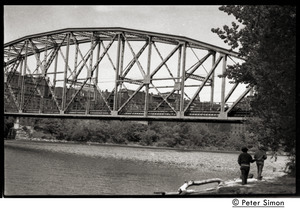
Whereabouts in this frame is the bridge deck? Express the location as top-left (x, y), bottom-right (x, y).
top-left (4, 112), bottom-right (246, 123)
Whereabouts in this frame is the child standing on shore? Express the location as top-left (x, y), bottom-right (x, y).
top-left (238, 147), bottom-right (256, 185)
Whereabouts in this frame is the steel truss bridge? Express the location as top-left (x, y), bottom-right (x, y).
top-left (4, 27), bottom-right (253, 123)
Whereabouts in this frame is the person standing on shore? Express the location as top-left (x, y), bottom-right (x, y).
top-left (254, 145), bottom-right (267, 180)
top-left (238, 147), bottom-right (256, 185)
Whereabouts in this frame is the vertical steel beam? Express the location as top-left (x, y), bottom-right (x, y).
top-left (94, 40), bottom-right (101, 103)
top-left (179, 42), bottom-right (187, 116)
top-left (177, 46), bottom-right (182, 83)
top-left (210, 52), bottom-right (216, 106)
top-left (20, 40), bottom-right (28, 112)
top-left (113, 33), bottom-right (121, 113)
top-left (53, 49), bottom-right (58, 87)
top-left (220, 54), bottom-right (227, 114)
top-left (86, 34), bottom-right (94, 114)
top-left (73, 42), bottom-right (79, 80)
top-left (61, 33), bottom-right (70, 114)
top-left (144, 37), bottom-right (152, 117)
top-left (119, 40), bottom-right (125, 77)
top-left (43, 37), bottom-right (48, 77)
top-left (39, 38), bottom-right (48, 113)
top-left (176, 46), bottom-right (182, 111)
top-left (17, 58), bottom-right (23, 105)
top-left (36, 53), bottom-right (41, 74)
top-left (118, 39), bottom-right (125, 108)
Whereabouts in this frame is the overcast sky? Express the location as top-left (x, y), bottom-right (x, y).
top-left (4, 5), bottom-right (236, 49)
top-left (4, 5), bottom-right (248, 102)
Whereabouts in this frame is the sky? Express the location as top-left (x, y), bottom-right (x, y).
top-left (4, 5), bottom-right (236, 49)
top-left (4, 5), bottom-right (248, 103)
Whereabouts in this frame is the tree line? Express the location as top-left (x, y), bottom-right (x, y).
top-left (4, 117), bottom-right (256, 151)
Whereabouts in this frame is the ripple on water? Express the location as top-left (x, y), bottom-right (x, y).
top-left (4, 141), bottom-right (287, 195)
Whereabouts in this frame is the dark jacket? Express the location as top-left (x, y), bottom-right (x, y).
top-left (238, 152), bottom-right (255, 166)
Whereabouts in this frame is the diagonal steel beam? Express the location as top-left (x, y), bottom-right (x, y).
top-left (117, 84), bottom-right (145, 113)
top-left (152, 42), bottom-right (176, 82)
top-left (43, 35), bottom-right (67, 72)
top-left (5, 43), bottom-right (26, 75)
top-left (101, 41), bottom-right (116, 71)
top-left (121, 41), bottom-right (148, 77)
top-left (226, 87), bottom-right (252, 114)
top-left (24, 63), bottom-right (43, 97)
top-left (5, 59), bottom-right (22, 83)
top-left (44, 79), bottom-right (62, 112)
top-left (66, 34), bottom-right (100, 89)
top-left (28, 39), bottom-right (44, 74)
top-left (4, 90), bottom-right (19, 111)
top-left (188, 43), bottom-right (210, 74)
top-left (35, 36), bottom-right (67, 112)
top-left (91, 79), bottom-right (112, 111)
top-left (153, 52), bottom-right (212, 111)
top-left (59, 49), bottom-right (74, 75)
top-left (63, 35), bottom-right (117, 112)
top-left (184, 54), bottom-right (223, 112)
top-left (5, 81), bottom-right (20, 110)
top-left (225, 82), bottom-right (239, 103)
top-left (150, 44), bottom-right (181, 78)
top-left (21, 63), bottom-right (48, 112)
top-left (150, 83), bottom-right (177, 113)
top-left (64, 36), bottom-right (107, 105)
top-left (123, 34), bottom-right (146, 77)
top-left (90, 34), bottom-right (117, 73)
top-left (185, 52), bottom-right (212, 77)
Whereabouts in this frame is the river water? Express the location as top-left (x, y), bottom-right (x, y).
top-left (4, 140), bottom-right (286, 196)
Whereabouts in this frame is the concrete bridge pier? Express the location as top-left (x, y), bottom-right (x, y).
top-left (6, 117), bottom-right (20, 140)
top-left (14, 117), bottom-right (20, 129)
top-left (8, 117), bottom-right (28, 140)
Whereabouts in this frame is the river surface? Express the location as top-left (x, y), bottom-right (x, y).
top-left (4, 140), bottom-right (287, 196)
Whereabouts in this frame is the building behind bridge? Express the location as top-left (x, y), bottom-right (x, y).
top-left (5, 72), bottom-right (249, 136)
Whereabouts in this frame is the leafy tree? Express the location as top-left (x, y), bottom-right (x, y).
top-left (184, 123), bottom-right (207, 147)
top-left (33, 118), bottom-right (65, 137)
top-left (123, 122), bottom-right (147, 142)
top-left (88, 121), bottom-right (110, 143)
top-left (139, 129), bottom-right (158, 146)
top-left (212, 5), bottom-right (296, 156)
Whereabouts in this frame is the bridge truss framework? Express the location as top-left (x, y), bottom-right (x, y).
top-left (4, 27), bottom-right (252, 123)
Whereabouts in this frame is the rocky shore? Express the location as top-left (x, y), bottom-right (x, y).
top-left (216, 175), bottom-right (296, 195)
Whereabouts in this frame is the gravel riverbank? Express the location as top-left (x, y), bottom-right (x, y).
top-left (5, 139), bottom-right (288, 176)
